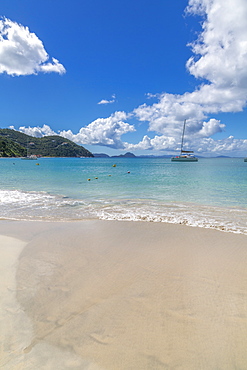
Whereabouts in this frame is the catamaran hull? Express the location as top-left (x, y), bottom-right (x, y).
top-left (171, 156), bottom-right (198, 162)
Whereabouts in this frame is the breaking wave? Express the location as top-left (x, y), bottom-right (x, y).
top-left (0, 189), bottom-right (246, 235)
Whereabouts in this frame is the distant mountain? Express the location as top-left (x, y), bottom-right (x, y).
top-left (93, 152), bottom-right (206, 159)
top-left (93, 152), bottom-right (173, 158)
top-left (139, 154), bottom-right (171, 158)
top-left (92, 152), bottom-right (172, 158)
top-left (93, 153), bottom-right (110, 158)
top-left (215, 155), bottom-right (231, 158)
top-left (111, 152), bottom-right (136, 158)
top-left (0, 129), bottom-right (93, 158)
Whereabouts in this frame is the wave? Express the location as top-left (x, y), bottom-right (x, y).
top-left (0, 189), bottom-right (246, 234)
top-left (95, 201), bottom-right (247, 235)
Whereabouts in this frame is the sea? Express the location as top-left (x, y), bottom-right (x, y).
top-left (0, 157), bottom-right (247, 234)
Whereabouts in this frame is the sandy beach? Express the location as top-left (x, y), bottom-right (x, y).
top-left (0, 219), bottom-right (247, 369)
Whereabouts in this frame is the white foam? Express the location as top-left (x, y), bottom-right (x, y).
top-left (95, 201), bottom-right (247, 235)
top-left (0, 190), bottom-right (246, 235)
top-left (0, 190), bottom-right (55, 205)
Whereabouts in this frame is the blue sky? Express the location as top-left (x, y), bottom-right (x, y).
top-left (0, 0), bottom-right (247, 156)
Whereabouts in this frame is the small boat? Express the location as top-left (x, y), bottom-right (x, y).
top-left (21, 154), bottom-right (38, 160)
top-left (244, 158), bottom-right (247, 162)
top-left (171, 120), bottom-right (198, 162)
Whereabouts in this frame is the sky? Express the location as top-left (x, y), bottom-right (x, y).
top-left (0, 0), bottom-right (247, 157)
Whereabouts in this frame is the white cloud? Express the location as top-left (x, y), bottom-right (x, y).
top-left (0, 17), bottom-right (65, 76)
top-left (134, 93), bottom-right (207, 138)
top-left (125, 134), bottom-right (247, 156)
top-left (14, 112), bottom-right (135, 149)
top-left (195, 118), bottom-right (225, 138)
top-left (18, 124), bottom-right (57, 137)
top-left (98, 94), bottom-right (116, 105)
top-left (60, 111), bottom-right (135, 149)
top-left (126, 135), bottom-right (176, 151)
top-left (186, 0), bottom-right (247, 89)
top-left (11, 0), bottom-right (247, 156)
top-left (133, 0), bottom-right (247, 153)
top-left (146, 93), bottom-right (160, 99)
top-left (14, 120), bottom-right (247, 156)
top-left (195, 136), bottom-right (247, 156)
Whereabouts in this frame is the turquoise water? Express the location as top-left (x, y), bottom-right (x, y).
top-left (0, 157), bottom-right (247, 234)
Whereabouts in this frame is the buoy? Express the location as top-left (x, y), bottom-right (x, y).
top-left (108, 175), bottom-right (111, 177)
top-left (87, 178), bottom-right (91, 181)
top-left (112, 164), bottom-right (116, 167)
top-left (95, 177), bottom-right (98, 179)
top-left (36, 163), bottom-right (40, 165)
top-left (127, 171), bottom-right (130, 173)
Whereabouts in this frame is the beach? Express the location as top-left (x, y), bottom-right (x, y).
top-left (1, 219), bottom-right (247, 369)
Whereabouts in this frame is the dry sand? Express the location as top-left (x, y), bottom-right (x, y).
top-left (0, 219), bottom-right (247, 369)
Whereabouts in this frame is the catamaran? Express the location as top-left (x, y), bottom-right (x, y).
top-left (171, 120), bottom-right (198, 162)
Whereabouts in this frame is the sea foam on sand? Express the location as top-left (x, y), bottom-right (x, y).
top-left (0, 220), bottom-right (247, 370)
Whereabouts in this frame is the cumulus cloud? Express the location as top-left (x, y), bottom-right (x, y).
top-left (126, 135), bottom-right (176, 151)
top-left (195, 136), bottom-right (247, 156)
top-left (60, 111), bottom-right (135, 149)
top-left (125, 133), bottom-right (247, 156)
top-left (0, 17), bottom-right (65, 76)
top-left (16, 112), bottom-right (134, 149)
top-left (13, 112), bottom-right (135, 150)
top-left (186, 0), bottom-right (247, 89)
top-left (14, 118), bottom-right (247, 156)
top-left (98, 94), bottom-right (116, 105)
top-left (11, 0), bottom-right (247, 156)
top-left (132, 0), bottom-right (247, 153)
top-left (18, 124), bottom-right (57, 137)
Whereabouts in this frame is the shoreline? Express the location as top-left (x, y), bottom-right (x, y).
top-left (1, 219), bottom-right (247, 369)
top-left (1, 156), bottom-right (247, 235)
top-left (0, 214), bottom-right (246, 236)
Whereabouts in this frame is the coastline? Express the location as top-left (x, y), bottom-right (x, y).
top-left (1, 219), bottom-right (247, 369)
top-left (1, 157), bottom-right (247, 235)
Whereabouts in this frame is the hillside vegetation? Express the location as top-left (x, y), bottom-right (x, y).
top-left (0, 129), bottom-right (93, 158)
top-left (0, 136), bottom-right (26, 157)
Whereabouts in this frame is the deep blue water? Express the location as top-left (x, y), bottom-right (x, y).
top-left (0, 157), bottom-right (247, 234)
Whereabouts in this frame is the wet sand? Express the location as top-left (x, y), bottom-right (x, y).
top-left (0, 219), bottom-right (247, 369)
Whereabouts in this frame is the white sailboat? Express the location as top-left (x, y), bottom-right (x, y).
top-left (171, 120), bottom-right (198, 162)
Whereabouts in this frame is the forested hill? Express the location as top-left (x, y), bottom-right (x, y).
top-left (0, 128), bottom-right (94, 157)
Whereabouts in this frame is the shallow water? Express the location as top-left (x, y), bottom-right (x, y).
top-left (0, 157), bottom-right (247, 234)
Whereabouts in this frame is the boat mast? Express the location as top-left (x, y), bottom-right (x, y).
top-left (180, 119), bottom-right (186, 154)
top-left (26, 139), bottom-right (29, 157)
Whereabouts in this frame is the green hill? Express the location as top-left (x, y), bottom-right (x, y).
top-left (0, 136), bottom-right (26, 157)
top-left (0, 128), bottom-right (94, 158)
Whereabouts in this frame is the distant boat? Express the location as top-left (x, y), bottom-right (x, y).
top-left (171, 120), bottom-right (198, 162)
top-left (244, 158), bottom-right (247, 162)
top-left (21, 154), bottom-right (38, 160)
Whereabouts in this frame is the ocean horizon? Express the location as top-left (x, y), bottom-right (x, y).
top-left (0, 156), bottom-right (247, 234)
